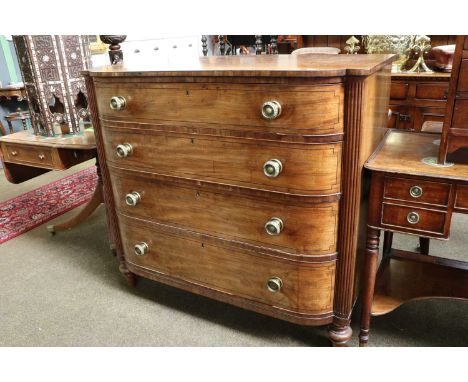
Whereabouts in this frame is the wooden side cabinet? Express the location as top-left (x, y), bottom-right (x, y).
top-left (359, 130), bottom-right (468, 346)
top-left (388, 72), bottom-right (450, 131)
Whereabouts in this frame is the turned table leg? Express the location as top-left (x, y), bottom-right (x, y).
top-left (47, 159), bottom-right (103, 234)
top-left (359, 227), bottom-right (381, 347)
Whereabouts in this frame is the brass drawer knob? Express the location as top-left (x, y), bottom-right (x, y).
top-left (38, 154), bottom-right (45, 160)
top-left (116, 143), bottom-right (133, 158)
top-left (265, 217), bottom-right (284, 236)
top-left (409, 185), bottom-right (423, 198)
top-left (407, 212), bottom-right (420, 225)
top-left (11, 151), bottom-right (18, 156)
top-left (267, 277), bottom-right (283, 293)
top-left (110, 96), bottom-right (127, 111)
top-left (263, 159), bottom-right (283, 178)
top-left (125, 192), bottom-right (141, 206)
top-left (134, 242), bottom-right (149, 256)
top-left (261, 100), bottom-right (282, 120)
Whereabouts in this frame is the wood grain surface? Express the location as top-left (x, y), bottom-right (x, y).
top-left (102, 127), bottom-right (342, 195)
top-left (119, 214), bottom-right (336, 315)
top-left (109, 166), bottom-right (338, 257)
top-left (85, 53), bottom-right (396, 78)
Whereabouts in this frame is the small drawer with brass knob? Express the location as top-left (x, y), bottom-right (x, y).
top-left (382, 204), bottom-right (447, 236)
top-left (265, 217), bottom-right (284, 236)
top-left (134, 242), bottom-right (149, 256)
top-left (110, 96), bottom-right (127, 111)
top-left (263, 159), bottom-right (283, 178)
top-left (3, 143), bottom-right (53, 167)
top-left (116, 143), bottom-right (133, 158)
top-left (125, 192), bottom-right (141, 207)
top-left (384, 177), bottom-right (450, 206)
top-left (261, 100), bottom-right (282, 120)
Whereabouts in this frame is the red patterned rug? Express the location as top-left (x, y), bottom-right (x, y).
top-left (0, 166), bottom-right (97, 244)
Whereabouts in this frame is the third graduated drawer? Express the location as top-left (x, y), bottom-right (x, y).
top-left (102, 126), bottom-right (342, 196)
top-left (108, 165), bottom-right (338, 258)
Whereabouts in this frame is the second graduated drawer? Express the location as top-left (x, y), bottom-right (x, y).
top-left (109, 166), bottom-right (338, 257)
top-left (102, 127), bottom-right (342, 195)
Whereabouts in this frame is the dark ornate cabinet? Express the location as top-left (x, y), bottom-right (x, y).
top-left (12, 35), bottom-right (90, 136)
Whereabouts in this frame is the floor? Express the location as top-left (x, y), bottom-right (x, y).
top-left (1, 161), bottom-right (467, 346)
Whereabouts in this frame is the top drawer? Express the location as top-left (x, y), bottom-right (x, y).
top-left (94, 82), bottom-right (344, 135)
top-left (384, 177), bottom-right (451, 207)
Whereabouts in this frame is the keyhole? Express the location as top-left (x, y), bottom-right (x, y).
top-left (185, 90), bottom-right (190, 96)
top-left (191, 138), bottom-right (195, 144)
top-left (196, 191), bottom-right (201, 198)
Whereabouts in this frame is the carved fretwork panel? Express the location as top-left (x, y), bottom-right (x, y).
top-left (12, 35), bottom-right (90, 136)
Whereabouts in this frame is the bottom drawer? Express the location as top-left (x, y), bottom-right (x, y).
top-left (119, 214), bottom-right (335, 315)
top-left (381, 203), bottom-right (448, 237)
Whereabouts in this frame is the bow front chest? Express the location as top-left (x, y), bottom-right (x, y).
top-left (84, 54), bottom-right (394, 345)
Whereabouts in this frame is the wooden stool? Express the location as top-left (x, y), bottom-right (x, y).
top-left (359, 130), bottom-right (468, 346)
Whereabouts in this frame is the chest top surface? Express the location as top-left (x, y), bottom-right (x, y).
top-left (365, 130), bottom-right (468, 181)
top-left (85, 54), bottom-right (395, 78)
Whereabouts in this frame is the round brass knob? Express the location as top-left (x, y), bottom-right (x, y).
top-left (134, 242), bottom-right (149, 256)
top-left (266, 277), bottom-right (283, 293)
top-left (38, 154), bottom-right (45, 160)
top-left (116, 143), bottom-right (133, 158)
top-left (407, 212), bottom-right (420, 225)
top-left (409, 186), bottom-right (423, 198)
top-left (110, 96), bottom-right (127, 111)
top-left (11, 151), bottom-right (18, 156)
top-left (263, 159), bottom-right (283, 178)
top-left (261, 100), bottom-right (282, 120)
top-left (125, 192), bottom-right (141, 206)
top-left (265, 217), bottom-right (284, 236)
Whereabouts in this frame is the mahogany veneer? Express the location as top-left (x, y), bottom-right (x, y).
top-left (84, 54), bottom-right (395, 346)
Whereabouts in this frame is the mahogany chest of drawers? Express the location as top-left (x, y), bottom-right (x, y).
top-left (84, 54), bottom-right (394, 345)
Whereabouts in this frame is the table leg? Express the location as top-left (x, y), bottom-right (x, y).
top-left (0, 121), bottom-right (7, 136)
top-left (47, 160), bottom-right (103, 234)
top-left (359, 227), bottom-right (381, 347)
top-left (383, 231), bottom-right (393, 258)
top-left (7, 119), bottom-right (14, 133)
top-left (418, 237), bottom-right (430, 255)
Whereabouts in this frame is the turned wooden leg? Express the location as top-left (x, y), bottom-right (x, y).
top-left (119, 262), bottom-right (136, 287)
top-left (383, 231), bottom-right (393, 258)
top-left (328, 322), bottom-right (352, 346)
top-left (47, 160), bottom-right (103, 234)
top-left (418, 237), bottom-right (430, 255)
top-left (359, 227), bottom-right (381, 347)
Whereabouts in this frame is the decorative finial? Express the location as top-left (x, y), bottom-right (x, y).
top-left (99, 35), bottom-right (127, 65)
top-left (406, 35), bottom-right (433, 73)
top-left (344, 36), bottom-right (360, 54)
